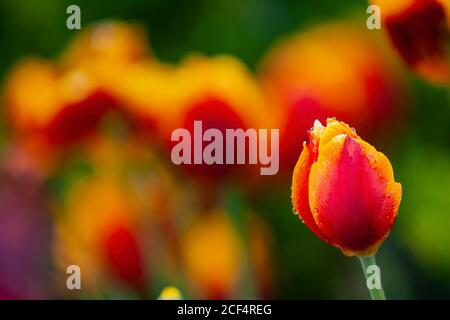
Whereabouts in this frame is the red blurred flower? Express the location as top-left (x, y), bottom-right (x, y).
top-left (4, 21), bottom-right (151, 169)
top-left (5, 59), bottom-right (118, 166)
top-left (260, 23), bottom-right (406, 172)
top-left (55, 172), bottom-right (149, 293)
top-left (102, 223), bottom-right (145, 290)
top-left (166, 55), bottom-right (269, 181)
top-left (291, 119), bottom-right (402, 257)
top-left (371, 0), bottom-right (450, 84)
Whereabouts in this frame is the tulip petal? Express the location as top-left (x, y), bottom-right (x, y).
top-left (318, 119), bottom-right (359, 154)
top-left (291, 142), bottom-right (331, 243)
top-left (308, 135), bottom-right (401, 256)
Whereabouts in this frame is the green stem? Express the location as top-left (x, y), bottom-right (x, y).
top-left (358, 255), bottom-right (386, 300)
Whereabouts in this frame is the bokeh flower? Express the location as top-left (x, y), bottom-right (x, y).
top-left (54, 171), bottom-right (149, 294)
top-left (111, 60), bottom-right (183, 140)
top-left (4, 57), bottom-right (118, 168)
top-left (181, 208), bottom-right (243, 299)
top-left (157, 286), bottom-right (183, 300)
top-left (4, 21), bottom-right (151, 170)
top-left (166, 55), bottom-right (269, 180)
top-left (371, 0), bottom-right (450, 84)
top-left (291, 119), bottom-right (402, 257)
top-left (59, 20), bottom-right (149, 69)
top-left (260, 23), bottom-right (406, 172)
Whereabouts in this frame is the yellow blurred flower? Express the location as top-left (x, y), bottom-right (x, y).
top-left (181, 208), bottom-right (243, 299)
top-left (110, 60), bottom-right (184, 140)
top-left (59, 20), bottom-right (149, 69)
top-left (158, 286), bottom-right (183, 300)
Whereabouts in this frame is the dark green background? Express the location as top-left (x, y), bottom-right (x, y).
top-left (0, 0), bottom-right (449, 299)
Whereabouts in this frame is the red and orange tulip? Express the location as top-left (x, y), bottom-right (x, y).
top-left (291, 119), bottom-right (402, 257)
top-left (371, 0), bottom-right (450, 84)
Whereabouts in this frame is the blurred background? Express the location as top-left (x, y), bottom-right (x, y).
top-left (0, 0), bottom-right (449, 299)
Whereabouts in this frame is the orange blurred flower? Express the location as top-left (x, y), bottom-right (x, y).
top-left (59, 20), bottom-right (149, 69)
top-left (111, 60), bottom-right (183, 140)
top-left (291, 119), bottom-right (402, 257)
top-left (166, 55), bottom-right (269, 180)
top-left (5, 58), bottom-right (118, 158)
top-left (4, 21), bottom-right (152, 169)
top-left (181, 208), bottom-right (243, 299)
top-left (59, 20), bottom-right (161, 137)
top-left (55, 172), bottom-right (149, 294)
top-left (260, 23), bottom-right (406, 172)
top-left (371, 0), bottom-right (450, 84)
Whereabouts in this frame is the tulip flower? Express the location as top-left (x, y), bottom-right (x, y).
top-left (260, 23), bottom-right (406, 172)
top-left (54, 172), bottom-right (149, 295)
top-left (58, 20), bottom-right (157, 137)
top-left (371, 0), bottom-right (450, 84)
top-left (59, 20), bottom-right (149, 69)
top-left (157, 286), bottom-right (183, 300)
top-left (167, 55), bottom-right (269, 181)
top-left (5, 59), bottom-right (118, 160)
top-left (291, 118), bottom-right (402, 299)
top-left (5, 21), bottom-right (151, 170)
top-left (111, 60), bottom-right (183, 140)
top-left (181, 209), bottom-right (243, 299)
